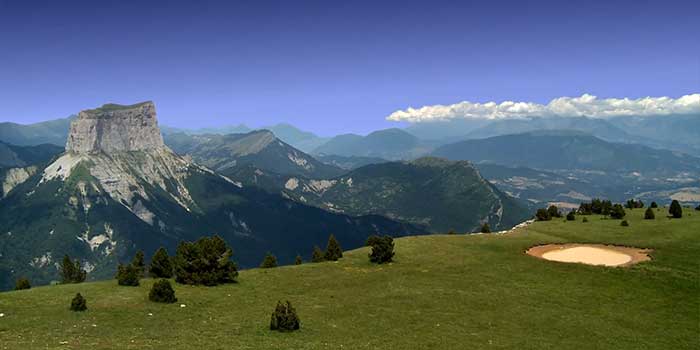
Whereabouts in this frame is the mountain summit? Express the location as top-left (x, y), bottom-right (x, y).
top-left (66, 102), bottom-right (165, 154)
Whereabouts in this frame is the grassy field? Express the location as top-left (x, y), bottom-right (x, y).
top-left (1, 208), bottom-right (698, 349)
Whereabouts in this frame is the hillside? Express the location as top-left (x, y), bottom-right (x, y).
top-left (313, 128), bottom-right (432, 160)
top-left (0, 117), bottom-right (73, 147)
top-left (1, 208), bottom-right (697, 349)
top-left (433, 131), bottom-right (700, 174)
top-left (0, 141), bottom-right (63, 168)
top-left (280, 157), bottom-right (530, 232)
top-left (164, 130), bottom-right (345, 179)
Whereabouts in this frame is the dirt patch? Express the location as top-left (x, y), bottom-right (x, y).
top-left (526, 244), bottom-right (652, 267)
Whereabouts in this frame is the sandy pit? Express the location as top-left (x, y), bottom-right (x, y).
top-left (526, 244), bottom-right (651, 267)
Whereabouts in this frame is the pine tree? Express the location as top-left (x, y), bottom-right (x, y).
top-left (116, 263), bottom-right (140, 286)
top-left (311, 246), bottom-right (325, 263)
top-left (294, 255), bottom-right (303, 265)
top-left (172, 235), bottom-right (238, 286)
top-left (131, 250), bottom-right (146, 277)
top-left (260, 252), bottom-right (278, 268)
top-left (61, 255), bottom-right (87, 284)
top-left (644, 207), bottom-right (655, 220)
top-left (650, 201), bottom-right (658, 209)
top-left (15, 277), bottom-right (31, 290)
top-left (621, 220), bottom-right (629, 227)
top-left (547, 205), bottom-right (561, 218)
top-left (566, 211), bottom-right (576, 221)
top-left (610, 204), bottom-right (626, 220)
top-left (70, 293), bottom-right (87, 311)
top-left (324, 234), bottom-right (343, 261)
top-left (669, 200), bottom-right (683, 218)
top-left (535, 208), bottom-right (551, 221)
top-left (366, 235), bottom-right (395, 264)
top-left (149, 279), bottom-right (177, 303)
top-left (270, 301), bottom-right (300, 332)
top-left (149, 247), bottom-right (173, 278)
top-left (480, 223), bottom-right (491, 233)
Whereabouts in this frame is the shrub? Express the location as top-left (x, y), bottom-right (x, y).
top-left (61, 255), bottom-right (87, 284)
top-left (644, 207), bottom-right (655, 220)
top-left (547, 205), bottom-right (561, 218)
top-left (15, 277), bottom-right (31, 290)
top-left (610, 204), bottom-right (626, 220)
top-left (311, 246), bottom-right (325, 263)
top-left (447, 229), bottom-right (456, 235)
top-left (480, 223), bottom-right (491, 233)
top-left (696, 204), bottom-right (700, 211)
top-left (324, 234), bottom-right (343, 261)
top-left (650, 201), bottom-right (658, 209)
top-left (173, 235), bottom-right (238, 286)
top-left (366, 235), bottom-right (395, 264)
top-left (270, 301), bottom-right (300, 332)
top-left (149, 247), bottom-right (173, 278)
top-left (582, 217), bottom-right (589, 223)
top-left (295, 255), bottom-right (303, 265)
top-left (626, 199), bottom-right (644, 209)
top-left (566, 211), bottom-right (576, 221)
top-left (131, 250), bottom-right (146, 277)
top-left (535, 208), bottom-right (551, 221)
top-left (260, 252), bottom-right (278, 268)
top-left (669, 200), bottom-right (683, 218)
top-left (70, 293), bottom-right (87, 311)
top-left (620, 220), bottom-right (629, 227)
top-left (149, 279), bottom-right (177, 303)
top-left (116, 263), bottom-right (140, 286)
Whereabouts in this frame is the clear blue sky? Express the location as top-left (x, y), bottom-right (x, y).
top-left (1, 0), bottom-right (698, 135)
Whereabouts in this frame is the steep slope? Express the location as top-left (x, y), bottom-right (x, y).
top-left (0, 141), bottom-right (63, 168)
top-left (315, 154), bottom-right (389, 170)
top-left (313, 128), bottom-right (432, 160)
top-left (433, 131), bottom-right (700, 174)
top-left (0, 117), bottom-right (73, 146)
top-left (164, 130), bottom-right (345, 179)
top-left (280, 157), bottom-right (530, 233)
top-left (0, 102), bottom-right (418, 291)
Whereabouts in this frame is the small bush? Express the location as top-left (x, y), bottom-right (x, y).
top-left (650, 201), bottom-right (658, 209)
top-left (566, 211), bottom-right (576, 221)
top-left (324, 234), bottom-right (343, 261)
top-left (480, 223), bottom-right (491, 233)
top-left (294, 255), bottom-right (303, 265)
top-left (582, 217), bottom-right (589, 223)
top-left (644, 207), bottom-right (655, 220)
top-left (311, 246), bottom-right (325, 263)
top-left (15, 277), bottom-right (31, 290)
top-left (70, 293), bottom-right (87, 311)
top-left (116, 263), bottom-right (140, 286)
top-left (149, 247), bottom-right (173, 278)
top-left (610, 204), bottom-right (626, 219)
top-left (620, 220), bottom-right (629, 227)
top-left (149, 279), bottom-right (177, 303)
top-left (366, 235), bottom-right (395, 264)
top-left (270, 301), bottom-right (300, 332)
top-left (260, 252), bottom-right (278, 268)
top-left (669, 200), bottom-right (683, 218)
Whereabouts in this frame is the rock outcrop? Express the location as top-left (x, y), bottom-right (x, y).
top-left (66, 101), bottom-right (165, 154)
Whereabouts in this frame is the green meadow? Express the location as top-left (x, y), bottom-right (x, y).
top-left (1, 208), bottom-right (698, 349)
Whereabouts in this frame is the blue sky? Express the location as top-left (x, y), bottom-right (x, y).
top-left (1, 0), bottom-right (698, 135)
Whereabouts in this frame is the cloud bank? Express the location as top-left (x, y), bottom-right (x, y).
top-left (387, 94), bottom-right (700, 123)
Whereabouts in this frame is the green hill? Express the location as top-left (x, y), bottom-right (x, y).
top-left (1, 208), bottom-right (697, 349)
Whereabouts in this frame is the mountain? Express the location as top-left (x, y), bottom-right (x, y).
top-left (432, 130), bottom-right (700, 174)
top-left (0, 117), bottom-right (73, 146)
top-left (0, 102), bottom-right (418, 291)
top-left (607, 114), bottom-right (700, 156)
top-left (279, 157), bottom-right (530, 233)
top-left (462, 117), bottom-right (634, 142)
top-left (0, 141), bottom-right (63, 168)
top-left (161, 124), bottom-right (251, 136)
top-left (164, 130), bottom-right (345, 179)
top-left (313, 128), bottom-right (432, 160)
top-left (315, 154), bottom-right (389, 170)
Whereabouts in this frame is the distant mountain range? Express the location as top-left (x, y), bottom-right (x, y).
top-left (312, 128), bottom-right (434, 160)
top-left (164, 130), bottom-right (345, 179)
top-left (0, 117), bottom-right (73, 147)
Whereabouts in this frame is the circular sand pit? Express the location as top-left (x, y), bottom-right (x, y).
top-left (526, 244), bottom-right (651, 267)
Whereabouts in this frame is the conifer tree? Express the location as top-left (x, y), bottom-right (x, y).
top-left (61, 255), bottom-right (86, 284)
top-left (644, 207), bottom-right (655, 220)
top-left (610, 204), bottom-right (626, 219)
top-left (366, 235), bottom-right (395, 264)
top-left (294, 255), bottom-right (303, 265)
top-left (270, 301), bottom-right (300, 332)
top-left (650, 201), bottom-right (658, 209)
top-left (480, 223), bottom-right (491, 233)
top-left (70, 293), bottom-right (87, 311)
top-left (15, 277), bottom-right (31, 290)
top-left (149, 247), bottom-right (173, 278)
top-left (669, 200), bottom-right (683, 218)
top-left (116, 263), bottom-right (140, 286)
top-left (131, 250), bottom-right (146, 277)
top-left (311, 246), bottom-right (325, 263)
top-left (260, 252), bottom-right (278, 268)
top-left (324, 234), bottom-right (343, 261)
top-left (149, 279), bottom-right (177, 303)
top-left (566, 211), bottom-right (576, 221)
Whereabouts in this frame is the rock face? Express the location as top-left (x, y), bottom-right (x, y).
top-left (66, 101), bottom-right (165, 154)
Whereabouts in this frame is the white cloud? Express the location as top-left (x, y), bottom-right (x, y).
top-left (387, 93), bottom-right (700, 122)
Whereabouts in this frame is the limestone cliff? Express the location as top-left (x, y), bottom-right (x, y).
top-left (66, 101), bottom-right (165, 154)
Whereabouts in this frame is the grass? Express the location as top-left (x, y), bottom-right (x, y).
top-left (0, 209), bottom-right (698, 349)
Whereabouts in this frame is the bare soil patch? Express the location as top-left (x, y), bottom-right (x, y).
top-left (526, 244), bottom-right (652, 267)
